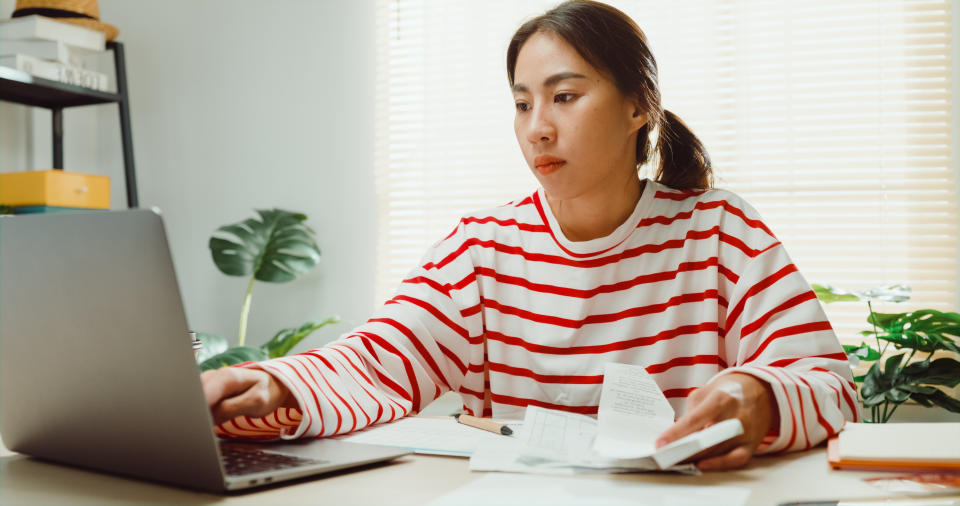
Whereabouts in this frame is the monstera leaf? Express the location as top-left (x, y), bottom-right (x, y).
top-left (209, 209), bottom-right (321, 283)
top-left (209, 209), bottom-right (323, 346)
top-left (865, 310), bottom-right (960, 354)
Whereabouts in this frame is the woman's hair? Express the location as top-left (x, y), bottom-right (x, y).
top-left (506, 0), bottom-right (713, 190)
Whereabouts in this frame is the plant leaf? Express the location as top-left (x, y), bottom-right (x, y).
top-left (910, 390), bottom-right (960, 413)
top-left (260, 316), bottom-right (340, 359)
top-left (861, 362), bottom-right (884, 398)
top-left (884, 388), bottom-right (910, 403)
top-left (902, 359), bottom-right (931, 376)
top-left (209, 209), bottom-right (321, 283)
top-left (868, 310), bottom-right (960, 354)
top-left (841, 344), bottom-right (860, 354)
top-left (810, 284), bottom-right (911, 304)
top-left (882, 353), bottom-right (904, 385)
top-left (209, 237), bottom-right (254, 276)
top-left (868, 312), bottom-right (903, 330)
top-left (198, 346), bottom-right (268, 371)
top-left (897, 384), bottom-right (938, 395)
top-left (843, 343), bottom-right (881, 362)
top-left (811, 284), bottom-right (861, 303)
top-left (913, 358), bottom-right (960, 387)
top-left (863, 393), bottom-right (886, 407)
top-left (195, 332), bottom-right (228, 363)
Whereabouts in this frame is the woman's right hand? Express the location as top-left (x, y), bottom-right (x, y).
top-left (200, 367), bottom-right (297, 425)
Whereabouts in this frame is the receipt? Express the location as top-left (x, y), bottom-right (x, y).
top-left (592, 362), bottom-right (676, 458)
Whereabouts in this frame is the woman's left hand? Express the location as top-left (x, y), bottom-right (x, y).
top-left (655, 372), bottom-right (779, 471)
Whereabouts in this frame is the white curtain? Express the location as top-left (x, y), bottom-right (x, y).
top-left (373, 0), bottom-right (958, 344)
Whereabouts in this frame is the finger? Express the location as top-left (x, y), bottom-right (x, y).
top-left (658, 385), bottom-right (746, 448)
top-left (211, 404), bottom-right (237, 426)
top-left (212, 379), bottom-right (279, 424)
top-left (201, 369), bottom-right (233, 406)
top-left (712, 380), bottom-right (745, 403)
top-left (696, 445), bottom-right (753, 471)
top-left (686, 385), bottom-right (707, 405)
top-left (201, 368), bottom-right (255, 407)
top-left (656, 395), bottom-right (725, 447)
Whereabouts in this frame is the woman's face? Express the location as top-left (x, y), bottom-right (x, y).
top-left (512, 30), bottom-right (647, 201)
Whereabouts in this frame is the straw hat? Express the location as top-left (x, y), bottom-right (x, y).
top-left (12, 0), bottom-right (119, 41)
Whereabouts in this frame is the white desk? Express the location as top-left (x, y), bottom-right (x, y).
top-left (0, 436), bottom-right (914, 506)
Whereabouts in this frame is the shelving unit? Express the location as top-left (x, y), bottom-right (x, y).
top-left (0, 41), bottom-right (138, 208)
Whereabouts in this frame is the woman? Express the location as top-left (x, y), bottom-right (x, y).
top-left (202, 0), bottom-right (858, 470)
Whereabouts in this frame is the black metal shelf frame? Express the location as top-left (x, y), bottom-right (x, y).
top-left (0, 41), bottom-right (138, 208)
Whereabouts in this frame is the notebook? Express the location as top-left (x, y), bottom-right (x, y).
top-left (828, 422), bottom-right (960, 472)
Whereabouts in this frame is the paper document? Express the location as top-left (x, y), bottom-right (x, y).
top-left (470, 362), bottom-right (743, 474)
top-left (593, 362), bottom-right (744, 468)
top-left (518, 405), bottom-right (599, 463)
top-left (593, 362), bottom-right (676, 458)
top-left (339, 416), bottom-right (518, 457)
top-left (471, 406), bottom-right (632, 475)
top-left (425, 473), bottom-right (751, 506)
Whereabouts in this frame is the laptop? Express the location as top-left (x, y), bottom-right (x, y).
top-left (0, 208), bottom-right (410, 492)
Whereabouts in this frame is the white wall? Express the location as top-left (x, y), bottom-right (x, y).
top-left (0, 0), bottom-right (380, 351)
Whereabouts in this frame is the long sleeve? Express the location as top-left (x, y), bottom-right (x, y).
top-left (216, 222), bottom-right (482, 440)
top-left (716, 242), bottom-right (860, 453)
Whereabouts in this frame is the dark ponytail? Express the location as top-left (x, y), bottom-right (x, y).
top-left (507, 0), bottom-right (713, 190)
top-left (655, 110), bottom-right (713, 189)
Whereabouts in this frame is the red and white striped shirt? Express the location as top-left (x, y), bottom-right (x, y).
top-left (218, 179), bottom-right (859, 453)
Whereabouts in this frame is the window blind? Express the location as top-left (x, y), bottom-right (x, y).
top-left (373, 0), bottom-right (957, 345)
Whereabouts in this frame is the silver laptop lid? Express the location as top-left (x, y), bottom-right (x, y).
top-left (0, 209), bottom-right (226, 491)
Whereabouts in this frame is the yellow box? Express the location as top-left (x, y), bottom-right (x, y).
top-left (0, 170), bottom-right (110, 209)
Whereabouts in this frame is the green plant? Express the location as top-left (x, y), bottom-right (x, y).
top-left (813, 284), bottom-right (960, 422)
top-left (198, 209), bottom-right (339, 371)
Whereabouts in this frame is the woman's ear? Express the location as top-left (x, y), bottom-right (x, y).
top-left (630, 106), bottom-right (648, 130)
top-left (630, 104), bottom-right (648, 131)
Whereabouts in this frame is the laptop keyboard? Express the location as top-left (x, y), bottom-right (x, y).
top-left (221, 445), bottom-right (327, 476)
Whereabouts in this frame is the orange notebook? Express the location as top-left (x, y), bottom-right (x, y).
top-left (828, 422), bottom-right (960, 473)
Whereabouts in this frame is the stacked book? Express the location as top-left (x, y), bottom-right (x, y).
top-left (0, 15), bottom-right (109, 91)
top-left (0, 170), bottom-right (110, 214)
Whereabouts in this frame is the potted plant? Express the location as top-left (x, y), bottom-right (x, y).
top-left (196, 209), bottom-right (339, 370)
top-left (812, 284), bottom-right (960, 422)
